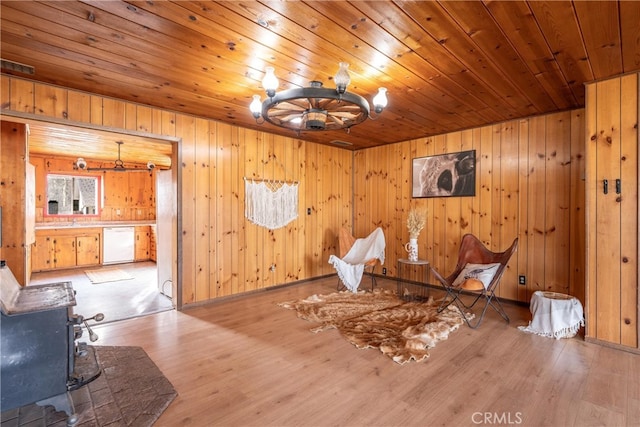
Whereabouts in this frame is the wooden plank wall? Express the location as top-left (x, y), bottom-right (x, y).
top-left (354, 110), bottom-right (586, 305)
top-left (0, 121), bottom-right (29, 284)
top-left (29, 154), bottom-right (156, 224)
top-left (5, 73), bottom-right (638, 350)
top-left (2, 75), bottom-right (590, 311)
top-left (585, 73), bottom-right (638, 350)
top-left (1, 76), bottom-right (352, 305)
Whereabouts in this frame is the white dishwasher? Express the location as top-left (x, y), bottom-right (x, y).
top-left (103, 227), bottom-right (135, 264)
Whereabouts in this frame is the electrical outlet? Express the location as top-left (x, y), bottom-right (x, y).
top-left (270, 264), bottom-right (276, 272)
top-left (518, 275), bottom-right (526, 285)
top-left (382, 267), bottom-right (387, 275)
top-left (307, 207), bottom-right (311, 215)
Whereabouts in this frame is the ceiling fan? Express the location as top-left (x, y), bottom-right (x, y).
top-left (85, 141), bottom-right (155, 172)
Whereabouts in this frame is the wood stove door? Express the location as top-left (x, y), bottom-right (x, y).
top-left (0, 307), bottom-right (71, 411)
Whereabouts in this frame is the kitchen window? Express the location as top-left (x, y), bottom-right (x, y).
top-left (46, 174), bottom-right (102, 216)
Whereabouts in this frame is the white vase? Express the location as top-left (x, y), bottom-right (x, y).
top-left (404, 238), bottom-right (418, 262)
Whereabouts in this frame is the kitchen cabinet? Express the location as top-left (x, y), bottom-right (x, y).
top-left (31, 235), bottom-right (54, 271)
top-left (103, 170), bottom-right (129, 209)
top-left (52, 235), bottom-right (77, 269)
top-left (76, 235), bottom-right (101, 266)
top-left (32, 229), bottom-right (101, 272)
top-left (103, 171), bottom-right (155, 221)
top-left (135, 226), bottom-right (151, 261)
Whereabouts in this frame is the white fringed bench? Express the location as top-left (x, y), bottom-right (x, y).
top-left (518, 291), bottom-right (584, 339)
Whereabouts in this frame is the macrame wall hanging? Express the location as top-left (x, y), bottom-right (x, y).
top-left (244, 177), bottom-right (299, 230)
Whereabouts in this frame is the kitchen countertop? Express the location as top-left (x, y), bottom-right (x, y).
top-left (35, 221), bottom-right (156, 230)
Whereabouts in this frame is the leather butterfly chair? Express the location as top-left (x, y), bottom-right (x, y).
top-left (336, 227), bottom-right (379, 291)
top-left (430, 234), bottom-right (518, 329)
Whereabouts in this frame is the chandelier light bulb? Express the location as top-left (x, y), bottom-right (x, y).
top-left (262, 66), bottom-right (279, 97)
top-left (373, 87), bottom-right (388, 113)
top-left (334, 62), bottom-right (351, 94)
top-left (250, 94), bottom-right (262, 118)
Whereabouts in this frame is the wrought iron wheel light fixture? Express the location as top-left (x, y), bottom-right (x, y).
top-left (249, 62), bottom-right (388, 132)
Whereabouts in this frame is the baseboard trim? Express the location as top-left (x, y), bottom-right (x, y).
top-left (584, 336), bottom-right (640, 355)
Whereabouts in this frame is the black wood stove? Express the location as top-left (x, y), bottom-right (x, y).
top-left (1, 262), bottom-right (102, 426)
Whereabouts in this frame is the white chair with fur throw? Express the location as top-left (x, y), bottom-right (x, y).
top-left (328, 227), bottom-right (386, 293)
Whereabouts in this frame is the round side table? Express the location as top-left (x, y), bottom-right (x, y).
top-left (397, 258), bottom-right (430, 300)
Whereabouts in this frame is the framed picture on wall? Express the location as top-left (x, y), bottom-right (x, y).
top-left (412, 150), bottom-right (476, 198)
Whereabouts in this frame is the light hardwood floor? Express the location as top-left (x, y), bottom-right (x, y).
top-left (92, 277), bottom-right (639, 427)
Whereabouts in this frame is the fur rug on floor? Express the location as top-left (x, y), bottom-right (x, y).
top-left (279, 289), bottom-right (469, 364)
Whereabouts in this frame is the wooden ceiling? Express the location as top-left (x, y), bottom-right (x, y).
top-left (2, 1), bottom-right (640, 151)
top-left (26, 121), bottom-right (174, 169)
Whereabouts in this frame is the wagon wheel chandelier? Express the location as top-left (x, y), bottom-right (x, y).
top-left (249, 62), bottom-right (388, 132)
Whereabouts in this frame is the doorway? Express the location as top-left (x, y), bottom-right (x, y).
top-left (2, 114), bottom-right (181, 320)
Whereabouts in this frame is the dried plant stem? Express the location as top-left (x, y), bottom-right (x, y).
top-left (407, 208), bottom-right (426, 239)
